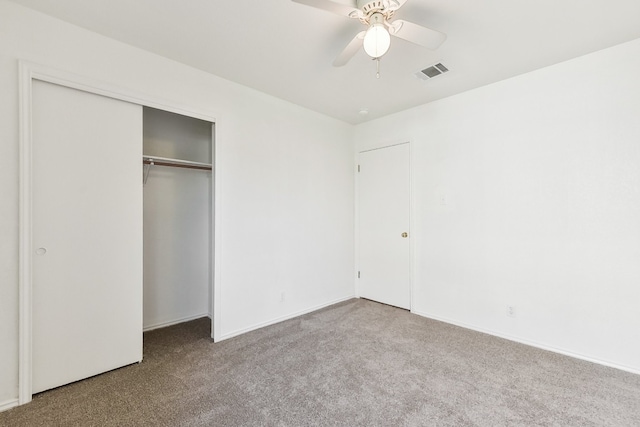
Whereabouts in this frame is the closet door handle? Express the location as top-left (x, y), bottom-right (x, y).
top-left (36, 247), bottom-right (47, 256)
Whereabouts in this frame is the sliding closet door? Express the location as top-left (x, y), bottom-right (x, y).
top-left (31, 80), bottom-right (143, 393)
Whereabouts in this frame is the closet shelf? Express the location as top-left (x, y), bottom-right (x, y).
top-left (142, 155), bottom-right (212, 171)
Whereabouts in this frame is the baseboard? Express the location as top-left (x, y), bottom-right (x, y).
top-left (412, 310), bottom-right (640, 376)
top-left (0, 398), bottom-right (19, 413)
top-left (218, 295), bottom-right (355, 341)
top-left (143, 312), bottom-right (210, 332)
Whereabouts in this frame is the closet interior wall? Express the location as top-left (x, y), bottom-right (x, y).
top-left (143, 107), bottom-right (213, 331)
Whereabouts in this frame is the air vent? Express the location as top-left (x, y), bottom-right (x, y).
top-left (415, 63), bottom-right (449, 80)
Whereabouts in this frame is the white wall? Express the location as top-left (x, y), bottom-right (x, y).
top-left (143, 108), bottom-right (212, 330)
top-left (0, 0), bottom-right (354, 406)
top-left (356, 38), bottom-right (640, 373)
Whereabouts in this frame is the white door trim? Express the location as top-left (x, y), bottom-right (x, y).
top-left (18, 61), bottom-right (221, 405)
top-left (354, 140), bottom-right (414, 310)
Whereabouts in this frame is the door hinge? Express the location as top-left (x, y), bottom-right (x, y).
top-left (358, 271), bottom-right (360, 279)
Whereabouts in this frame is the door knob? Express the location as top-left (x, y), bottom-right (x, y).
top-left (401, 232), bottom-right (408, 238)
top-left (36, 247), bottom-right (47, 255)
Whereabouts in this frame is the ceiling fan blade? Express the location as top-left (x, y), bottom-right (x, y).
top-left (291, 0), bottom-right (359, 17)
top-left (390, 19), bottom-right (447, 50)
top-left (333, 31), bottom-right (365, 67)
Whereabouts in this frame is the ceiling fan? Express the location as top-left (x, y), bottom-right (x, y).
top-left (292, 0), bottom-right (446, 67)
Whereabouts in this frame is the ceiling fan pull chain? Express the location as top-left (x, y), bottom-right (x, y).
top-left (376, 58), bottom-right (381, 79)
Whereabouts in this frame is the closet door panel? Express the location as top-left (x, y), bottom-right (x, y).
top-left (32, 80), bottom-right (143, 393)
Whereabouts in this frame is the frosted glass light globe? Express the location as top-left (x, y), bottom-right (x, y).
top-left (363, 23), bottom-right (391, 58)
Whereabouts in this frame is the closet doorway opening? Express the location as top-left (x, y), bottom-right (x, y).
top-left (142, 107), bottom-right (214, 340)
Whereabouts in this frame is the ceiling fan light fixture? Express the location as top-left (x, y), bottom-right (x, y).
top-left (363, 14), bottom-right (390, 59)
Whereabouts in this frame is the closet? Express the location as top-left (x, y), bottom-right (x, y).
top-left (142, 107), bottom-right (213, 331)
top-left (29, 79), bottom-right (214, 396)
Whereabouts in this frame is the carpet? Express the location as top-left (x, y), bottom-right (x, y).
top-left (2, 298), bottom-right (639, 426)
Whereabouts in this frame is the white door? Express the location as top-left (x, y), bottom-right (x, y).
top-left (32, 80), bottom-right (143, 393)
top-left (358, 143), bottom-right (411, 309)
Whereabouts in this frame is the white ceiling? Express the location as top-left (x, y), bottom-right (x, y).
top-left (9, 0), bottom-right (640, 124)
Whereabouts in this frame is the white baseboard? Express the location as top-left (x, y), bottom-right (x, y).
top-left (218, 295), bottom-right (355, 341)
top-left (412, 310), bottom-right (640, 376)
top-left (143, 312), bottom-right (210, 332)
top-left (0, 398), bottom-right (19, 413)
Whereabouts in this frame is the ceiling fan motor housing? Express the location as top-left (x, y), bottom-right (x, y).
top-left (357, 0), bottom-right (397, 21)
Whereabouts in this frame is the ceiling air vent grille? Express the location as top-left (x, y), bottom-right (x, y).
top-left (416, 63), bottom-right (449, 80)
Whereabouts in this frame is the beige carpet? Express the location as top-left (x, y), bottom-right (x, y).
top-left (2, 299), bottom-right (639, 426)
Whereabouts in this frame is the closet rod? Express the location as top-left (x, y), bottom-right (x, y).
top-left (142, 155), bottom-right (212, 171)
top-left (143, 159), bottom-right (211, 171)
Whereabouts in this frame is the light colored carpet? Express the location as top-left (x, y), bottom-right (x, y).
top-left (2, 298), bottom-right (639, 426)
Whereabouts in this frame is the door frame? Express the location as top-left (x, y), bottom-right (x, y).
top-left (355, 140), bottom-right (415, 310)
top-left (18, 61), bottom-right (221, 405)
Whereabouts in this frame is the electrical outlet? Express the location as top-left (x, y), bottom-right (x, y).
top-left (506, 306), bottom-right (515, 318)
